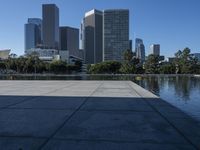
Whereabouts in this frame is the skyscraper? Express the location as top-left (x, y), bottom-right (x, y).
top-left (59, 26), bottom-right (79, 51)
top-left (137, 44), bottom-right (145, 63)
top-left (82, 9), bottom-right (103, 64)
top-left (150, 44), bottom-right (160, 56)
top-left (103, 9), bottom-right (129, 62)
top-left (135, 38), bottom-right (143, 52)
top-left (135, 38), bottom-right (145, 63)
top-left (129, 40), bottom-right (132, 51)
top-left (24, 18), bottom-right (42, 53)
top-left (42, 4), bottom-right (59, 50)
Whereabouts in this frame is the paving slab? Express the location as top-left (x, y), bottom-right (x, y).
top-left (0, 96), bottom-right (32, 108)
top-left (81, 97), bottom-right (153, 112)
top-left (0, 109), bottom-right (74, 137)
top-left (0, 137), bottom-right (46, 150)
top-left (9, 96), bottom-right (85, 110)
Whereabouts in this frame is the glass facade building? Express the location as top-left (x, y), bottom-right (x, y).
top-left (82, 9), bottom-right (103, 64)
top-left (103, 9), bottom-right (129, 62)
top-left (42, 4), bottom-right (59, 50)
top-left (59, 26), bottom-right (79, 51)
top-left (135, 38), bottom-right (145, 63)
top-left (24, 18), bottom-right (42, 53)
top-left (137, 44), bottom-right (145, 64)
top-left (129, 40), bottom-right (132, 51)
top-left (28, 18), bottom-right (42, 43)
top-left (135, 38), bottom-right (143, 52)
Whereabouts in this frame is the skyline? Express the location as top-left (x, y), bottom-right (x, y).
top-left (0, 0), bottom-right (200, 58)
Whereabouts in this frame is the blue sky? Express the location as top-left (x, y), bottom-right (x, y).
top-left (0, 0), bottom-right (200, 57)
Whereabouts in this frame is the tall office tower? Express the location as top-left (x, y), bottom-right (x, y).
top-left (150, 44), bottom-right (160, 56)
top-left (42, 4), bottom-right (59, 50)
top-left (103, 9), bottom-right (129, 62)
top-left (59, 26), bottom-right (79, 51)
top-left (135, 38), bottom-right (145, 63)
top-left (135, 38), bottom-right (143, 52)
top-left (137, 44), bottom-right (145, 63)
top-left (28, 18), bottom-right (42, 45)
top-left (82, 9), bottom-right (103, 64)
top-left (129, 40), bottom-right (132, 51)
top-left (24, 18), bottom-right (42, 53)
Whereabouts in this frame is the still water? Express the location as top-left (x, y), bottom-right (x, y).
top-left (134, 76), bottom-right (200, 122)
top-left (0, 75), bottom-right (200, 121)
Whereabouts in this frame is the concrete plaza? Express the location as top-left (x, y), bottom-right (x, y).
top-left (0, 81), bottom-right (199, 150)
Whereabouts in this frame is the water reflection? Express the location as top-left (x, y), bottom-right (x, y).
top-left (143, 77), bottom-right (160, 96)
top-left (134, 76), bottom-right (200, 121)
top-left (136, 76), bottom-right (195, 102)
top-left (174, 77), bottom-right (190, 101)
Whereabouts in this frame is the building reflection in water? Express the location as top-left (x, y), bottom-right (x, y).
top-left (134, 76), bottom-right (200, 103)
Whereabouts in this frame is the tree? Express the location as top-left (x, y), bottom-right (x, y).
top-left (174, 50), bottom-right (182, 73)
top-left (121, 49), bottom-right (141, 74)
top-left (124, 49), bottom-right (134, 62)
top-left (144, 54), bottom-right (160, 74)
top-left (0, 62), bottom-right (6, 70)
top-left (190, 57), bottom-right (199, 73)
top-left (50, 60), bottom-right (67, 74)
top-left (88, 61), bottom-right (121, 74)
top-left (16, 56), bottom-right (27, 73)
top-left (120, 63), bottom-right (136, 74)
top-left (159, 63), bottom-right (176, 74)
top-left (108, 61), bottom-right (121, 73)
top-left (174, 47), bottom-right (198, 74)
top-left (2, 53), bottom-right (82, 74)
top-left (74, 60), bottom-right (82, 72)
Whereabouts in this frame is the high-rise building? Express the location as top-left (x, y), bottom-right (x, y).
top-left (59, 26), bottom-right (80, 61)
top-left (42, 4), bottom-right (59, 50)
top-left (60, 26), bottom-right (79, 51)
top-left (135, 38), bottom-right (143, 52)
top-left (103, 9), bottom-right (129, 62)
top-left (129, 40), bottom-right (132, 51)
top-left (150, 44), bottom-right (160, 56)
top-left (28, 18), bottom-right (42, 43)
top-left (82, 9), bottom-right (103, 64)
top-left (135, 38), bottom-right (145, 63)
top-left (137, 44), bottom-right (145, 63)
top-left (24, 18), bottom-right (42, 53)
